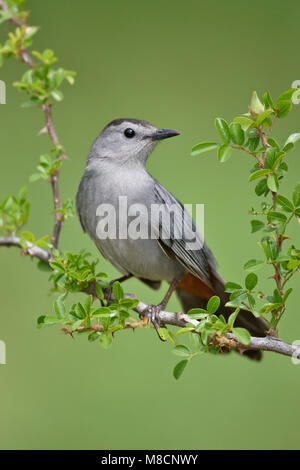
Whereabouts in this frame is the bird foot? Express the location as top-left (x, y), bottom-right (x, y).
top-left (141, 304), bottom-right (166, 341)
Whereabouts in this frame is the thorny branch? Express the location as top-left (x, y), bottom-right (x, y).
top-left (0, 236), bottom-right (300, 360)
top-left (0, 235), bottom-right (49, 262)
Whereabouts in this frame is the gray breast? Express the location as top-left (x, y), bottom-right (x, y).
top-left (76, 164), bottom-right (184, 282)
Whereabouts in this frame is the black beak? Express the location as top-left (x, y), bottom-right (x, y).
top-left (150, 128), bottom-right (181, 141)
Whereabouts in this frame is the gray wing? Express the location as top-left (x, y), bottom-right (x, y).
top-left (153, 181), bottom-right (218, 287)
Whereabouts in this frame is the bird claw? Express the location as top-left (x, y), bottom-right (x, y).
top-left (141, 304), bottom-right (166, 341)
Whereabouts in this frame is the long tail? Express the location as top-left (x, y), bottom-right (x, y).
top-left (176, 273), bottom-right (268, 361)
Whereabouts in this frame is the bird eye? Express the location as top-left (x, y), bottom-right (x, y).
top-left (124, 128), bottom-right (135, 138)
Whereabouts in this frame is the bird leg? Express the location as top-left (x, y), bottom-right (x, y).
top-left (141, 278), bottom-right (179, 341)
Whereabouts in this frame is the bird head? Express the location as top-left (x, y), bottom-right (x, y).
top-left (88, 118), bottom-right (180, 166)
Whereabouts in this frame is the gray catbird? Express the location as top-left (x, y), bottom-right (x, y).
top-left (76, 118), bottom-right (268, 360)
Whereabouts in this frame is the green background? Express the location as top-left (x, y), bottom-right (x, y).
top-left (1, 0), bottom-right (300, 450)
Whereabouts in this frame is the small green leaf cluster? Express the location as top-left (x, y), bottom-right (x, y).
top-left (49, 251), bottom-right (109, 294)
top-left (38, 281), bottom-right (140, 350)
top-left (55, 198), bottom-right (75, 221)
top-left (171, 296), bottom-right (251, 379)
top-left (191, 89), bottom-right (299, 165)
top-left (20, 231), bottom-right (51, 249)
top-left (0, 24), bottom-right (38, 65)
top-left (0, 1), bottom-right (26, 27)
top-left (249, 140), bottom-right (299, 196)
top-left (13, 49), bottom-right (76, 106)
top-left (0, 186), bottom-right (30, 234)
top-left (0, 2), bottom-right (76, 105)
top-left (29, 150), bottom-right (63, 182)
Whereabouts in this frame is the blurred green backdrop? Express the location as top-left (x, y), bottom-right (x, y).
top-left (0, 0), bottom-right (300, 450)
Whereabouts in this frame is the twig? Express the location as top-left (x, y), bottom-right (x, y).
top-left (62, 319), bottom-right (146, 336)
top-left (0, 0), bottom-right (64, 250)
top-left (0, 236), bottom-right (49, 263)
top-left (127, 296), bottom-right (300, 359)
top-left (230, 145), bottom-right (260, 163)
top-left (0, 0), bottom-right (35, 67)
top-left (0, 0), bottom-right (24, 26)
top-left (42, 104), bottom-right (64, 250)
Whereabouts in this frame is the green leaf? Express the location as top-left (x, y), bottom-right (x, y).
top-left (248, 137), bottom-right (260, 152)
top-left (37, 260), bottom-right (51, 272)
top-left (287, 259), bottom-right (300, 269)
top-left (259, 303), bottom-right (282, 314)
top-left (54, 295), bottom-right (66, 319)
top-left (267, 137), bottom-right (280, 150)
top-left (249, 169), bottom-right (270, 182)
top-left (84, 295), bottom-right (92, 314)
top-left (233, 116), bottom-right (253, 128)
top-left (187, 308), bottom-right (207, 315)
top-left (283, 133), bottom-right (300, 151)
top-left (206, 296), bottom-right (220, 314)
top-left (251, 220), bottom-right (265, 233)
top-left (265, 148), bottom-right (277, 169)
top-left (228, 308), bottom-right (240, 328)
top-left (244, 259), bottom-right (265, 271)
top-left (191, 142), bottom-right (219, 156)
top-left (21, 231), bottom-right (35, 243)
top-left (283, 288), bottom-right (293, 302)
top-left (95, 283), bottom-right (104, 300)
top-left (277, 100), bottom-right (292, 119)
top-left (92, 307), bottom-right (115, 318)
top-left (224, 282), bottom-right (243, 293)
top-left (71, 319), bottom-right (84, 332)
top-left (158, 327), bottom-right (169, 341)
top-left (112, 281), bottom-right (124, 300)
top-left (120, 298), bottom-right (139, 309)
top-left (51, 90), bottom-right (63, 102)
top-left (173, 359), bottom-right (188, 380)
top-left (277, 89), bottom-right (297, 103)
top-left (49, 260), bottom-right (65, 272)
top-left (267, 211), bottom-right (287, 223)
top-left (230, 123), bottom-right (244, 145)
top-left (255, 178), bottom-right (268, 197)
top-left (99, 335), bottom-right (113, 349)
top-left (245, 272), bottom-right (258, 290)
top-left (172, 345), bottom-right (191, 358)
top-left (188, 314), bottom-right (208, 321)
top-left (75, 302), bottom-right (86, 319)
top-left (262, 91), bottom-right (275, 109)
top-left (215, 118), bottom-right (231, 143)
top-left (272, 152), bottom-right (286, 171)
top-left (175, 327), bottom-right (195, 336)
top-left (276, 195), bottom-right (294, 212)
top-left (292, 183), bottom-right (300, 207)
top-left (218, 144), bottom-right (232, 163)
top-left (267, 174), bottom-right (279, 192)
top-left (37, 315), bottom-right (61, 328)
top-left (232, 327), bottom-right (251, 345)
top-left (37, 315), bottom-right (62, 327)
top-left (251, 109), bottom-right (274, 128)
